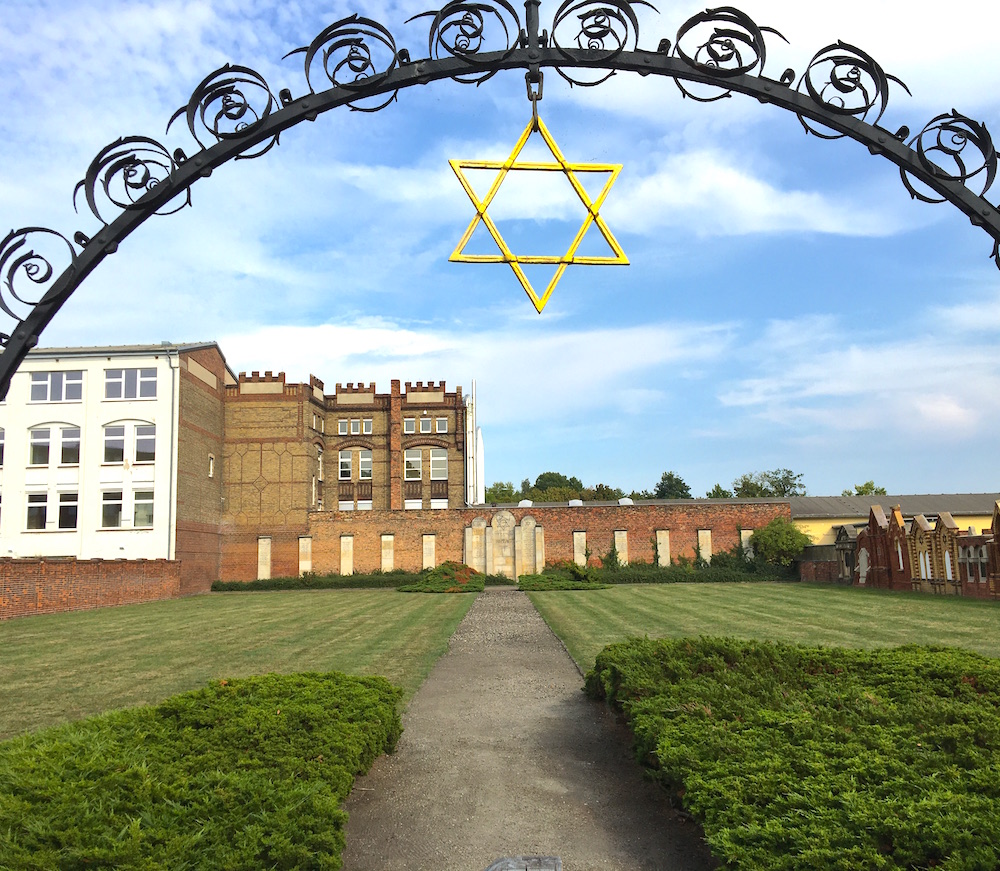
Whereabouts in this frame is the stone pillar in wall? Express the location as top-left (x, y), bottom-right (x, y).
top-left (465, 517), bottom-right (487, 573)
top-left (491, 510), bottom-right (516, 579)
top-left (381, 534), bottom-right (394, 572)
top-left (534, 526), bottom-right (545, 572)
top-left (516, 516), bottom-right (537, 579)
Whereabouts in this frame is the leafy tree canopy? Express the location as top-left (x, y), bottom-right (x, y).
top-left (732, 469), bottom-right (806, 498)
top-left (533, 471), bottom-right (584, 493)
top-left (654, 471), bottom-right (692, 499)
top-left (842, 480), bottom-right (888, 496)
top-left (484, 481), bottom-right (517, 503)
top-left (750, 517), bottom-right (812, 567)
top-left (706, 483), bottom-right (734, 499)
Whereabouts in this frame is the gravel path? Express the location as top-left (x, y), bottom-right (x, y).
top-left (340, 587), bottom-right (718, 871)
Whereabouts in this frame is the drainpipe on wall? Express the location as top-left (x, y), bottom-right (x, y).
top-left (166, 351), bottom-right (179, 560)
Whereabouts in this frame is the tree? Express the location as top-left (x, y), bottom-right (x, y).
top-left (533, 471), bottom-right (584, 493)
top-left (750, 517), bottom-right (812, 567)
top-left (732, 469), bottom-right (806, 498)
top-left (842, 480), bottom-right (887, 496)
top-left (706, 483), bottom-right (733, 499)
top-left (484, 481), bottom-right (517, 503)
top-left (584, 483), bottom-right (625, 501)
top-left (654, 471), bottom-right (692, 499)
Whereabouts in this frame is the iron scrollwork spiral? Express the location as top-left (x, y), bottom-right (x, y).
top-left (285, 15), bottom-right (401, 112)
top-left (797, 42), bottom-right (908, 139)
top-left (167, 64), bottom-right (280, 160)
top-left (550, 0), bottom-right (653, 86)
top-left (901, 111), bottom-right (997, 204)
top-left (410, 0), bottom-right (522, 85)
top-left (73, 136), bottom-right (189, 226)
top-left (0, 228), bottom-right (77, 340)
top-left (672, 7), bottom-right (785, 102)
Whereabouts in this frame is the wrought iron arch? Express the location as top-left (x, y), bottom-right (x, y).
top-left (2, 0), bottom-right (998, 398)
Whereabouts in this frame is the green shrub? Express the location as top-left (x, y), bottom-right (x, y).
top-left (212, 570), bottom-right (412, 591)
top-left (586, 637), bottom-right (1000, 870)
top-left (397, 561), bottom-right (484, 593)
top-left (751, 516), bottom-right (812, 568)
top-left (0, 672), bottom-right (401, 870)
top-left (483, 572), bottom-right (515, 585)
top-left (517, 574), bottom-right (609, 591)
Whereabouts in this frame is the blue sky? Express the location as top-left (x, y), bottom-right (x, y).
top-left (2, 0), bottom-right (999, 497)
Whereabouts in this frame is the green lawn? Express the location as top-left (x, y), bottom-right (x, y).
top-left (529, 582), bottom-right (1000, 672)
top-left (0, 590), bottom-right (474, 741)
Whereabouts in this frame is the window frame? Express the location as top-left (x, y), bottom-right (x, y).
top-left (26, 493), bottom-right (47, 530)
top-left (419, 417), bottom-right (432, 434)
top-left (58, 492), bottom-right (78, 530)
top-left (29, 428), bottom-right (50, 466)
top-left (339, 449), bottom-right (352, 481)
top-left (30, 371), bottom-right (83, 403)
top-left (435, 417), bottom-right (448, 433)
top-left (104, 367), bottom-right (157, 400)
top-left (133, 490), bottom-right (154, 528)
top-left (359, 449), bottom-right (372, 481)
top-left (60, 427), bottom-right (80, 465)
top-left (403, 418), bottom-right (415, 434)
top-left (103, 425), bottom-right (125, 464)
top-left (134, 425), bottom-right (156, 463)
top-left (430, 448), bottom-right (448, 480)
top-left (404, 449), bottom-right (422, 481)
top-left (102, 491), bottom-right (123, 528)
top-left (350, 418), bottom-right (361, 435)
top-left (338, 419), bottom-right (348, 435)
top-left (362, 418), bottom-right (373, 435)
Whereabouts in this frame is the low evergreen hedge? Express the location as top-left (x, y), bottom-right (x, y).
top-left (0, 672), bottom-right (402, 870)
top-left (397, 561), bottom-right (484, 593)
top-left (212, 570), bottom-right (411, 591)
top-left (586, 637), bottom-right (1000, 870)
top-left (517, 573), bottom-right (609, 591)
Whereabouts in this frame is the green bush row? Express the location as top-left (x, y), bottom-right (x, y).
top-left (212, 570), bottom-right (411, 591)
top-left (586, 637), bottom-right (1000, 870)
top-left (517, 573), bottom-right (609, 591)
top-left (0, 672), bottom-right (402, 870)
top-left (535, 556), bottom-right (790, 587)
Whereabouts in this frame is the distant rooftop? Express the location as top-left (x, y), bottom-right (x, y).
top-left (28, 342), bottom-right (220, 356)
top-left (789, 494), bottom-right (1000, 519)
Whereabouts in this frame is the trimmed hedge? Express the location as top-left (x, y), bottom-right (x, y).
top-left (212, 570), bottom-right (409, 591)
top-left (397, 561), bottom-right (484, 593)
top-left (517, 573), bottom-right (609, 591)
top-left (586, 637), bottom-right (1000, 870)
top-left (0, 672), bottom-right (402, 870)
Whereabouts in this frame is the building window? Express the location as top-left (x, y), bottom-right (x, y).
top-left (105, 368), bottom-right (156, 399)
top-left (0, 428), bottom-right (4, 466)
top-left (359, 449), bottom-right (372, 480)
top-left (60, 427), bottom-right (80, 465)
top-left (26, 493), bottom-right (47, 529)
top-left (430, 498), bottom-right (448, 510)
top-left (363, 418), bottom-right (373, 435)
top-left (134, 491), bottom-right (154, 527)
top-left (403, 418), bottom-right (415, 434)
top-left (338, 419), bottom-right (348, 435)
top-left (208, 454), bottom-right (215, 478)
top-left (430, 448), bottom-right (447, 480)
top-left (979, 547), bottom-right (989, 582)
top-left (30, 371), bottom-right (83, 402)
top-left (338, 500), bottom-right (354, 511)
top-left (420, 417), bottom-right (432, 433)
top-left (104, 426), bottom-right (125, 463)
top-left (317, 446), bottom-right (324, 481)
top-left (102, 491), bottom-right (123, 528)
top-left (404, 498), bottom-right (422, 510)
top-left (436, 417), bottom-right (448, 433)
top-left (357, 499), bottom-right (373, 510)
top-left (29, 428), bottom-right (50, 466)
top-left (350, 418), bottom-right (361, 435)
top-left (339, 450), bottom-right (352, 480)
top-left (135, 425), bottom-right (155, 463)
top-left (58, 492), bottom-right (78, 529)
top-left (404, 449), bottom-right (422, 481)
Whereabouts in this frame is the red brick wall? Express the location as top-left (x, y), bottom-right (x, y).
top-left (219, 501), bottom-right (789, 580)
top-left (0, 558), bottom-right (181, 619)
top-left (799, 560), bottom-right (839, 583)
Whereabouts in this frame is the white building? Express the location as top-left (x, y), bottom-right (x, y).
top-left (0, 343), bottom-right (233, 588)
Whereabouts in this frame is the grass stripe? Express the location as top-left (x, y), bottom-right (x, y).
top-left (0, 590), bottom-right (474, 741)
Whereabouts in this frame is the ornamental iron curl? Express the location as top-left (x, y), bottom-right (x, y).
top-left (410, 0), bottom-right (522, 84)
top-left (796, 41), bottom-right (909, 139)
top-left (550, 0), bottom-right (653, 86)
top-left (285, 15), bottom-right (401, 112)
top-left (73, 136), bottom-right (189, 226)
top-left (672, 6), bottom-right (785, 102)
top-left (168, 64), bottom-right (281, 160)
top-left (0, 228), bottom-right (77, 331)
top-left (3, 1), bottom-right (1000, 399)
top-left (902, 111), bottom-right (997, 204)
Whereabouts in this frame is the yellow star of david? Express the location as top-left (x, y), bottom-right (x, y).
top-left (449, 116), bottom-right (628, 313)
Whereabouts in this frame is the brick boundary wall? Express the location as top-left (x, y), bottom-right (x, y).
top-left (0, 558), bottom-right (181, 620)
top-left (221, 501), bottom-right (790, 580)
top-left (799, 560), bottom-right (840, 583)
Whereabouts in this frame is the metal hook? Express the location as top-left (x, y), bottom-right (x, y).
top-left (525, 71), bottom-right (543, 131)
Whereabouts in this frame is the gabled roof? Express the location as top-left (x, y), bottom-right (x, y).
top-left (870, 504), bottom-right (888, 529)
top-left (789, 494), bottom-right (1000, 519)
top-left (912, 514), bottom-right (933, 534)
